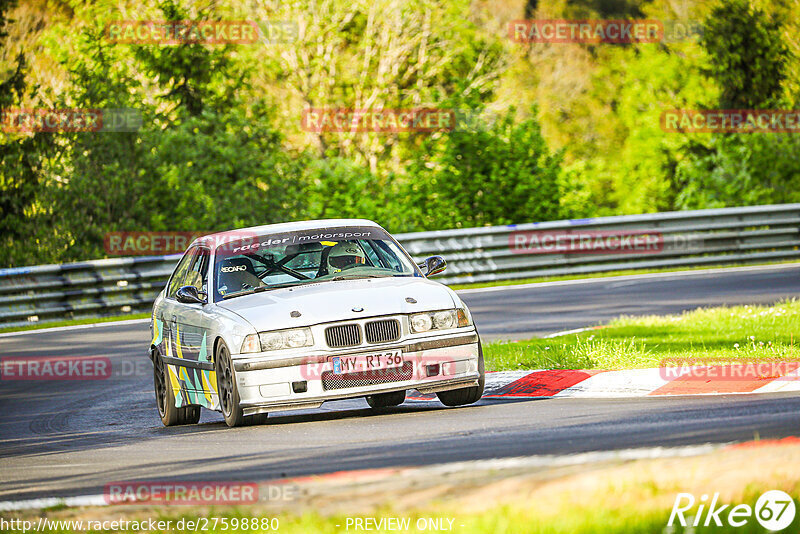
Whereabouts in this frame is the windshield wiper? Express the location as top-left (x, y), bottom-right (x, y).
top-left (222, 286), bottom-right (270, 300)
top-left (222, 275), bottom-right (402, 298)
top-left (221, 283), bottom-right (303, 300)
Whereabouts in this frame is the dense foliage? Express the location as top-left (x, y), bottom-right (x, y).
top-left (0, 0), bottom-right (798, 266)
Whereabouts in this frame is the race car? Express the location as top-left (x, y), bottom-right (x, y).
top-left (149, 219), bottom-right (485, 427)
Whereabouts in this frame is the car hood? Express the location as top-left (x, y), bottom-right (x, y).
top-left (216, 277), bottom-right (457, 332)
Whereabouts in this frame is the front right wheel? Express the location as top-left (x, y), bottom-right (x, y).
top-left (436, 341), bottom-right (485, 407)
top-left (366, 390), bottom-right (406, 409)
top-left (216, 340), bottom-right (246, 427)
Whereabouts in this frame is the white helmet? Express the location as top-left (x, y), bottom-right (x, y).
top-left (327, 242), bottom-right (366, 272)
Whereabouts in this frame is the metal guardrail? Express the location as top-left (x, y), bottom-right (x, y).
top-left (1, 204), bottom-right (799, 328)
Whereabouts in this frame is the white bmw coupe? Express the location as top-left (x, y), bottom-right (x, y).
top-left (149, 219), bottom-right (484, 427)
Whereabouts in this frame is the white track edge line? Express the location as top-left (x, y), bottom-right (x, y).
top-left (541, 326), bottom-right (598, 338)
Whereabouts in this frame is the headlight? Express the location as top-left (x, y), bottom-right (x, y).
top-left (285, 328), bottom-right (311, 348)
top-left (257, 327), bottom-right (314, 352)
top-left (411, 313), bottom-right (433, 333)
top-left (410, 309), bottom-right (468, 333)
top-left (260, 331), bottom-right (284, 351)
top-left (433, 310), bottom-right (457, 329)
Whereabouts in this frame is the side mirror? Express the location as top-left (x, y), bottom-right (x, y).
top-left (176, 285), bottom-right (207, 305)
top-left (419, 255), bottom-right (447, 277)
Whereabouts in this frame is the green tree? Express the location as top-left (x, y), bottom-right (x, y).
top-left (254, 0), bottom-right (507, 173)
top-left (406, 107), bottom-right (565, 230)
top-left (675, 133), bottom-right (800, 209)
top-left (702, 0), bottom-right (789, 109)
top-left (674, 0), bottom-right (797, 209)
top-left (45, 24), bottom-right (151, 262)
top-left (140, 105), bottom-right (303, 233)
top-left (41, 0), bottom-right (303, 261)
top-left (299, 157), bottom-right (389, 222)
top-left (588, 43), bottom-right (715, 214)
top-left (0, 0), bottom-right (57, 266)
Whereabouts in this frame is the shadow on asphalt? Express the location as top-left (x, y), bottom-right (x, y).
top-left (0, 394), bottom-right (545, 461)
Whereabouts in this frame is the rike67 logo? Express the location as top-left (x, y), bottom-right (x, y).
top-left (667, 490), bottom-right (796, 531)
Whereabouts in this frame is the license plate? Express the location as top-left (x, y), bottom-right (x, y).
top-left (330, 350), bottom-right (403, 375)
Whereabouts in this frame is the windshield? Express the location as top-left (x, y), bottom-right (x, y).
top-left (212, 226), bottom-right (420, 301)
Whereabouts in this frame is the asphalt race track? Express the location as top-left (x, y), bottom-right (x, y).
top-left (2, 264), bottom-right (800, 503)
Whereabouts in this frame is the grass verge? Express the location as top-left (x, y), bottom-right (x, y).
top-left (483, 299), bottom-right (800, 371)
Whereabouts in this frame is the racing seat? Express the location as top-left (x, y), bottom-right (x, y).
top-left (217, 257), bottom-right (263, 294)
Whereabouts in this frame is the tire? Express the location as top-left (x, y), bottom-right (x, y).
top-left (366, 390), bottom-right (406, 409)
top-left (215, 339), bottom-right (246, 427)
top-left (181, 405), bottom-right (201, 425)
top-left (436, 341), bottom-right (485, 407)
top-left (153, 352), bottom-right (201, 426)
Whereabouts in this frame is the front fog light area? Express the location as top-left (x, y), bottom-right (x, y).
top-left (410, 309), bottom-right (466, 333)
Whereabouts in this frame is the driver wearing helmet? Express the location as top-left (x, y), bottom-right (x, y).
top-left (326, 241), bottom-right (366, 273)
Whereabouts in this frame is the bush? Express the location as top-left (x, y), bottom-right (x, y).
top-left (406, 107), bottom-right (567, 230)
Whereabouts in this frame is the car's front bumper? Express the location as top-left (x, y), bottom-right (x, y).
top-left (231, 330), bottom-right (481, 416)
